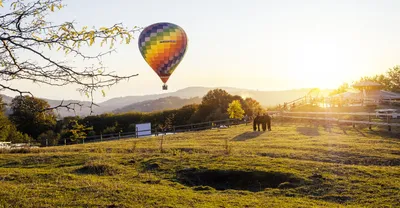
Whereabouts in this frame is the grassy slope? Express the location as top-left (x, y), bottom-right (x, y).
top-left (0, 122), bottom-right (399, 208)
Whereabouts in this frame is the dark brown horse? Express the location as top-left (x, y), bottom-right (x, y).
top-left (253, 114), bottom-right (271, 131)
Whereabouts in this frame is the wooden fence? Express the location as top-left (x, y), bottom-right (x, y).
top-left (42, 110), bottom-right (400, 147)
top-left (269, 111), bottom-right (400, 131)
top-left (52, 118), bottom-right (247, 146)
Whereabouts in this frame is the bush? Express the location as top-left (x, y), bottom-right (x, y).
top-left (4, 125), bottom-right (33, 143)
top-left (37, 130), bottom-right (60, 146)
top-left (102, 126), bottom-right (117, 134)
top-left (0, 113), bottom-right (32, 143)
top-left (127, 123), bottom-right (136, 132)
top-left (77, 160), bottom-right (122, 176)
top-left (10, 131), bottom-right (32, 144)
top-left (87, 131), bottom-right (96, 137)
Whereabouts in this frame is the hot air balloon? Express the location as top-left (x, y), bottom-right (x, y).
top-left (138, 22), bottom-right (188, 90)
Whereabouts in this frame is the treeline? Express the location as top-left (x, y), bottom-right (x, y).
top-left (81, 89), bottom-right (264, 134)
top-left (330, 65), bottom-right (400, 95)
top-left (358, 65), bottom-right (400, 92)
top-left (1, 89), bottom-right (265, 146)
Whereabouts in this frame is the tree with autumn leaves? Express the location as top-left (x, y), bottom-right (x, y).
top-left (227, 100), bottom-right (245, 119)
top-left (189, 89), bottom-right (264, 122)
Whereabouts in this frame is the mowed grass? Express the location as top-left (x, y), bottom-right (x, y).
top-left (0, 122), bottom-right (399, 208)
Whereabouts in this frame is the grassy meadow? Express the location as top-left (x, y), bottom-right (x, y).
top-left (0, 121), bottom-right (399, 207)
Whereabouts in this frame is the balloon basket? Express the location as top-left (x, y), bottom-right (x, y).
top-left (162, 84), bottom-right (168, 90)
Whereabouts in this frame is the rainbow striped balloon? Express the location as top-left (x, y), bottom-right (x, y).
top-left (138, 22), bottom-right (188, 85)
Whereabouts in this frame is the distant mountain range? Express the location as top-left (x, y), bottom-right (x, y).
top-left (113, 96), bottom-right (202, 113)
top-left (1, 86), bottom-right (333, 118)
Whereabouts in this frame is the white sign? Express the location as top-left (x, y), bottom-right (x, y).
top-left (136, 123), bottom-right (151, 137)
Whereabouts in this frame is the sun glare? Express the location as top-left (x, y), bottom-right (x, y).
top-left (286, 36), bottom-right (353, 89)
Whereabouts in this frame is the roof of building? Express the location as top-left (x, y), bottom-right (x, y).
top-left (353, 81), bottom-right (382, 88)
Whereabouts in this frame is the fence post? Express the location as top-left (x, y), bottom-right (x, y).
top-left (100, 134), bottom-right (103, 142)
top-left (368, 114), bottom-right (372, 130)
top-left (83, 138), bottom-right (85, 144)
top-left (46, 138), bottom-right (48, 147)
top-left (64, 138), bottom-right (66, 146)
top-left (173, 126), bottom-right (176, 134)
top-left (118, 132), bottom-right (121, 139)
top-left (135, 127), bottom-right (138, 138)
top-left (387, 113), bottom-right (391, 132)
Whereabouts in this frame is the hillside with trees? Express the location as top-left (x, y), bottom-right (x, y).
top-left (0, 87), bottom-right (330, 117)
top-left (0, 88), bottom-right (264, 146)
top-left (113, 96), bottom-right (202, 113)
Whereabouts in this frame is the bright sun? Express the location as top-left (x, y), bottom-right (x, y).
top-left (286, 36), bottom-right (356, 89)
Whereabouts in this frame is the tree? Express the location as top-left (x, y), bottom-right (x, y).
top-left (0, 95), bottom-right (32, 142)
top-left (63, 119), bottom-right (92, 143)
top-left (243, 97), bottom-right (263, 117)
top-left (176, 104), bottom-right (198, 124)
top-left (0, 96), bottom-right (5, 112)
top-left (37, 130), bottom-right (60, 146)
top-left (192, 89), bottom-right (233, 122)
top-left (384, 65), bottom-right (400, 92)
top-left (201, 89), bottom-right (233, 110)
top-left (0, 96), bottom-right (12, 141)
top-left (329, 82), bottom-right (350, 96)
top-left (227, 100), bottom-right (245, 119)
top-left (9, 95), bottom-right (56, 139)
top-left (356, 65), bottom-right (400, 92)
top-left (0, 0), bottom-right (139, 113)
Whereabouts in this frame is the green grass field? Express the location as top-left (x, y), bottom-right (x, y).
top-left (1, 122), bottom-right (399, 207)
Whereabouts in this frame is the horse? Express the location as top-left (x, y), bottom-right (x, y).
top-left (253, 114), bottom-right (271, 131)
top-left (253, 115), bottom-right (261, 131)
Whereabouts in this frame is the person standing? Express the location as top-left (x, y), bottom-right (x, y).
top-left (244, 114), bottom-right (249, 125)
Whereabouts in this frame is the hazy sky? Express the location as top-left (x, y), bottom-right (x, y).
top-left (3, 0), bottom-right (400, 102)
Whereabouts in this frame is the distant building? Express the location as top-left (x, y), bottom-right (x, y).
top-left (352, 81), bottom-right (400, 106)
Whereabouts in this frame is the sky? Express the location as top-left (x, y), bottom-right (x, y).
top-left (3, 0), bottom-right (400, 102)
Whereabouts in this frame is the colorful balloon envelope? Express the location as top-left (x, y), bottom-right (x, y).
top-left (138, 22), bottom-right (188, 90)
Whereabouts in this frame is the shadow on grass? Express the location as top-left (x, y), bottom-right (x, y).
top-left (338, 125), bottom-right (348, 135)
top-left (296, 127), bottom-right (320, 136)
top-left (368, 128), bottom-right (400, 139)
top-left (176, 168), bottom-right (305, 192)
top-left (354, 127), bottom-right (368, 137)
top-left (232, 131), bottom-right (265, 141)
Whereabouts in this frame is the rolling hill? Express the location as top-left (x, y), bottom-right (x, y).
top-left (113, 96), bottom-right (202, 113)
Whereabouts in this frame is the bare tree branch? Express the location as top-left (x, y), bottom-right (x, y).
top-left (0, 83), bottom-right (33, 96)
top-left (0, 0), bottom-right (142, 115)
top-left (40, 99), bottom-right (83, 113)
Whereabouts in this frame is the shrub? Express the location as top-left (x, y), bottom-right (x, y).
top-left (37, 130), bottom-right (60, 146)
top-left (76, 160), bottom-right (122, 176)
top-left (102, 126), bottom-right (117, 134)
top-left (8, 129), bottom-right (32, 143)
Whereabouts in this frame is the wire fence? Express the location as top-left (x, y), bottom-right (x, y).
top-left (21, 110), bottom-right (400, 148)
top-left (50, 118), bottom-right (249, 146)
top-left (270, 110), bottom-right (400, 131)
